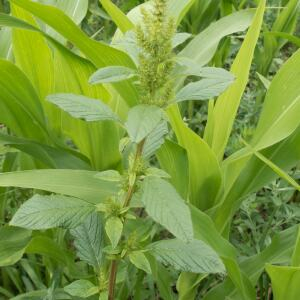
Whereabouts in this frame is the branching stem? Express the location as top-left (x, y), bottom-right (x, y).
top-left (108, 139), bottom-right (146, 300)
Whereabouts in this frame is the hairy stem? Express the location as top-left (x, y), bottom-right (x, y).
top-left (108, 139), bottom-right (146, 300)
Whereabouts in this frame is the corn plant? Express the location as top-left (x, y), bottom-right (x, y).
top-left (0, 0), bottom-right (300, 299)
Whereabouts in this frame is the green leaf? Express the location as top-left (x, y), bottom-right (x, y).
top-left (142, 120), bottom-right (169, 158)
top-left (177, 58), bottom-right (235, 80)
top-left (0, 133), bottom-right (91, 170)
top-left (206, 0), bottom-right (266, 161)
top-left (140, 177), bottom-right (193, 242)
top-left (129, 251), bottom-right (151, 274)
top-left (167, 106), bottom-right (222, 210)
top-left (204, 224), bottom-right (299, 299)
top-left (51, 39), bottom-right (121, 170)
top-left (0, 169), bottom-right (118, 204)
top-left (215, 127), bottom-right (300, 233)
top-left (144, 167), bottom-right (171, 179)
top-left (0, 27), bottom-right (12, 59)
top-left (95, 170), bottom-right (122, 182)
top-left (256, 72), bottom-right (271, 89)
top-left (10, 194), bottom-right (95, 230)
top-left (190, 205), bottom-right (255, 300)
top-left (10, 289), bottom-right (72, 300)
top-left (126, 105), bottom-right (165, 143)
top-left (157, 139), bottom-right (189, 199)
top-left (172, 32), bottom-right (192, 48)
top-left (0, 59), bottom-right (48, 142)
top-left (25, 236), bottom-right (74, 266)
top-left (105, 217), bottom-right (123, 248)
top-left (47, 93), bottom-right (120, 123)
top-left (251, 49), bottom-right (300, 150)
top-left (175, 78), bottom-right (234, 102)
top-left (266, 264), bottom-right (300, 300)
top-left (64, 280), bottom-right (98, 298)
top-left (179, 9), bottom-right (255, 66)
top-left (55, 0), bottom-right (88, 25)
top-left (70, 213), bottom-right (104, 270)
top-left (10, 0), bottom-right (139, 107)
top-left (0, 226), bottom-right (31, 267)
top-left (11, 4), bottom-right (54, 100)
top-left (148, 239), bottom-right (225, 274)
top-left (99, 0), bottom-right (134, 33)
top-left (89, 66), bottom-right (136, 84)
top-left (269, 31), bottom-right (300, 48)
top-left (246, 144), bottom-right (300, 191)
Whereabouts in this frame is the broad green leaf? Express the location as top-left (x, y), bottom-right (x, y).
top-left (11, 4), bottom-right (54, 100)
top-left (95, 170), bottom-right (122, 182)
top-left (157, 139), bottom-right (189, 199)
top-left (0, 226), bottom-right (31, 267)
top-left (10, 0), bottom-right (139, 107)
top-left (177, 58), bottom-right (235, 80)
top-left (89, 66), bottom-right (136, 84)
top-left (190, 205), bottom-right (255, 300)
top-left (56, 0), bottom-right (88, 25)
top-left (0, 133), bottom-right (91, 170)
top-left (26, 235), bottom-right (74, 266)
top-left (172, 32), bottom-right (192, 48)
top-left (179, 9), bottom-right (255, 67)
top-left (64, 280), bottom-right (98, 298)
top-left (167, 106), bottom-right (222, 210)
top-left (292, 227), bottom-right (300, 267)
top-left (100, 0), bottom-right (134, 33)
top-left (0, 13), bottom-right (122, 170)
top-left (105, 217), bottom-right (123, 248)
top-left (266, 265), bottom-right (300, 300)
top-left (0, 27), bottom-right (12, 59)
top-left (215, 127), bottom-right (300, 233)
top-left (51, 42), bottom-right (121, 171)
top-left (126, 105), bottom-right (165, 143)
top-left (177, 273), bottom-right (207, 300)
top-left (0, 169), bottom-right (118, 204)
top-left (10, 194), bottom-right (95, 230)
top-left (0, 59), bottom-right (48, 142)
top-left (175, 78), bottom-right (234, 102)
top-left (167, 0), bottom-right (196, 25)
top-left (251, 48), bottom-right (300, 150)
top-left (148, 239), bottom-right (225, 274)
top-left (142, 120), bottom-right (168, 158)
top-left (269, 31), bottom-right (300, 48)
top-left (206, 0), bottom-right (266, 161)
top-left (140, 177), bottom-right (193, 242)
top-left (47, 93), bottom-right (120, 122)
top-left (10, 289), bottom-right (72, 300)
top-left (250, 147), bottom-right (300, 191)
top-left (70, 213), bottom-right (104, 270)
top-left (144, 167), bottom-right (171, 179)
top-left (204, 225), bottom-right (300, 299)
top-left (129, 251), bottom-right (151, 274)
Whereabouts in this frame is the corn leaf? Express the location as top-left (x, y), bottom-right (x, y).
top-left (0, 169), bottom-right (119, 204)
top-left (206, 0), bottom-right (266, 161)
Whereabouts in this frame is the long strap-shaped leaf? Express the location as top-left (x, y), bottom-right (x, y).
top-left (214, 126), bottom-right (300, 233)
top-left (100, 0), bottom-right (134, 33)
top-left (0, 169), bottom-right (119, 204)
top-left (9, 0), bottom-right (139, 107)
top-left (205, 0), bottom-right (266, 161)
top-left (0, 59), bottom-right (48, 142)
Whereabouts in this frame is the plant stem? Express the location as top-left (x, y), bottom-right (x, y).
top-left (108, 139), bottom-right (146, 300)
top-left (108, 260), bottom-right (118, 300)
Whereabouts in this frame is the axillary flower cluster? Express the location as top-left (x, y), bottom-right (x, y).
top-left (136, 0), bottom-right (176, 107)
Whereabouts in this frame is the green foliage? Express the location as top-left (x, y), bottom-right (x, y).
top-left (10, 194), bottom-right (95, 229)
top-left (0, 0), bottom-right (299, 299)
